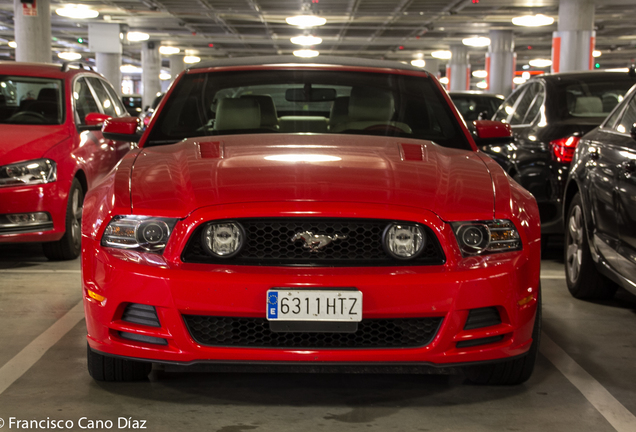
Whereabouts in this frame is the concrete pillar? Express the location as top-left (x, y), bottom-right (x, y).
top-left (170, 55), bottom-right (186, 82)
top-left (552, 0), bottom-right (595, 73)
top-left (447, 45), bottom-right (470, 91)
top-left (13, 0), bottom-right (51, 62)
top-left (142, 41), bottom-right (161, 108)
top-left (425, 58), bottom-right (440, 79)
top-left (486, 30), bottom-right (515, 96)
top-left (96, 53), bottom-right (122, 95)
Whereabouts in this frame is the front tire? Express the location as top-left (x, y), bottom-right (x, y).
top-left (464, 289), bottom-right (541, 385)
top-left (43, 178), bottom-right (83, 261)
top-left (564, 193), bottom-right (616, 299)
top-left (87, 344), bottom-right (152, 382)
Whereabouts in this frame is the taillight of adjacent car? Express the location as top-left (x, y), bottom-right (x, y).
top-left (550, 136), bottom-right (581, 163)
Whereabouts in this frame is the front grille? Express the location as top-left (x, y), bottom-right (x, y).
top-left (181, 218), bottom-right (445, 266)
top-left (183, 315), bottom-right (443, 349)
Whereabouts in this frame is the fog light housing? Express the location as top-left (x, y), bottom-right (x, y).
top-left (5, 212), bottom-right (50, 225)
top-left (202, 222), bottom-right (245, 258)
top-left (383, 223), bottom-right (426, 259)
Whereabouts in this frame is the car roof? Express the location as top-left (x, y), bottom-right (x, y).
top-left (191, 55), bottom-right (430, 75)
top-left (0, 61), bottom-right (99, 80)
top-left (449, 91), bottom-right (504, 99)
top-left (534, 70), bottom-right (636, 83)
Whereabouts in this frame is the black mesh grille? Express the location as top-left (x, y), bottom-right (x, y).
top-left (463, 307), bottom-right (501, 330)
top-left (183, 315), bottom-right (443, 348)
top-left (121, 304), bottom-right (161, 327)
top-left (181, 218), bottom-right (445, 266)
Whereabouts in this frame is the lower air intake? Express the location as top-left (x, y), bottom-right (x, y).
top-left (121, 304), bottom-right (161, 327)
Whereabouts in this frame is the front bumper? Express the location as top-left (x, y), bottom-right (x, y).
top-left (83, 204), bottom-right (540, 367)
top-left (0, 183), bottom-right (66, 243)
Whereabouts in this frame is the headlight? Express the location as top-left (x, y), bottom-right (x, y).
top-left (202, 222), bottom-right (245, 258)
top-left (101, 216), bottom-right (177, 253)
top-left (0, 159), bottom-right (56, 187)
top-left (451, 219), bottom-right (521, 256)
top-left (383, 223), bottom-right (426, 259)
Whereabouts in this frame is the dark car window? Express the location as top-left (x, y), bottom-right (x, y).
top-left (615, 96), bottom-right (636, 135)
top-left (510, 83), bottom-right (539, 125)
top-left (523, 84), bottom-right (546, 124)
top-left (493, 87), bottom-right (524, 123)
top-left (450, 94), bottom-right (503, 122)
top-left (73, 77), bottom-right (100, 125)
top-left (555, 79), bottom-right (636, 120)
top-left (86, 77), bottom-right (117, 117)
top-left (0, 76), bottom-right (64, 125)
top-left (146, 70), bottom-right (472, 150)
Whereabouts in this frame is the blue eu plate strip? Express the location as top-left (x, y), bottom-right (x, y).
top-left (267, 291), bottom-right (278, 319)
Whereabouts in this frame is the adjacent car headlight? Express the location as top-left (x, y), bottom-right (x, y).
top-left (451, 219), bottom-right (521, 256)
top-left (101, 216), bottom-right (177, 253)
top-left (0, 159), bottom-right (56, 187)
top-left (202, 222), bottom-right (245, 258)
top-left (383, 223), bottom-right (426, 259)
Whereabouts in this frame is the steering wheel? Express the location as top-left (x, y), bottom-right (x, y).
top-left (364, 124), bottom-right (406, 134)
top-left (7, 110), bottom-right (48, 122)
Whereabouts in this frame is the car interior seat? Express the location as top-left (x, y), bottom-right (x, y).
top-left (214, 98), bottom-right (261, 131)
top-left (331, 87), bottom-right (412, 133)
top-left (240, 95), bottom-right (279, 130)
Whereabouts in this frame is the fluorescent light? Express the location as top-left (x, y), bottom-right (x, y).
top-left (411, 59), bottom-right (426, 68)
top-left (290, 35), bottom-right (323, 45)
top-left (120, 65), bottom-right (142, 73)
top-left (159, 73), bottom-right (171, 80)
top-left (286, 16), bottom-right (327, 27)
top-left (512, 14), bottom-right (554, 27)
top-left (606, 68), bottom-right (629, 72)
top-left (127, 32), bottom-right (149, 42)
top-left (439, 77), bottom-right (449, 85)
top-left (529, 58), bottom-right (552, 68)
top-left (513, 77), bottom-right (527, 85)
top-left (8, 41), bottom-right (16, 48)
top-left (431, 50), bottom-right (452, 60)
top-left (55, 5), bottom-right (99, 19)
top-left (522, 71), bottom-right (531, 80)
top-left (593, 50), bottom-right (602, 57)
top-left (58, 52), bottom-right (82, 61)
top-left (293, 49), bottom-right (319, 58)
top-left (159, 46), bottom-right (180, 55)
top-left (183, 55), bottom-right (201, 63)
top-left (472, 70), bottom-right (488, 78)
top-left (462, 36), bottom-right (490, 47)
top-left (476, 81), bottom-right (488, 89)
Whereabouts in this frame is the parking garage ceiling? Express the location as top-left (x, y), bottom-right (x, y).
top-left (0, 0), bottom-right (635, 70)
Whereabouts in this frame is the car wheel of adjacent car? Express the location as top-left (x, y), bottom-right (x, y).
top-left (464, 288), bottom-right (541, 386)
top-left (42, 179), bottom-right (84, 261)
top-left (564, 193), bottom-right (617, 300)
top-left (87, 344), bottom-right (152, 382)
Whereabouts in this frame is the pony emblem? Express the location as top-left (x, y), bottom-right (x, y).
top-left (291, 231), bottom-right (347, 252)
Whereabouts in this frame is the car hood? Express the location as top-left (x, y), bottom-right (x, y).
top-left (131, 134), bottom-right (495, 221)
top-left (0, 125), bottom-right (69, 165)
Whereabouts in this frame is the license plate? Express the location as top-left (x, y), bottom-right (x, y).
top-left (266, 289), bottom-right (362, 322)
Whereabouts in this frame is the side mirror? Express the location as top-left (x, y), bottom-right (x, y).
top-left (85, 112), bottom-right (111, 126)
top-left (102, 116), bottom-right (142, 142)
top-left (473, 120), bottom-right (513, 145)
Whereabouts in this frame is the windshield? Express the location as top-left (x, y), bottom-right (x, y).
top-left (146, 69), bottom-right (471, 150)
top-left (0, 76), bottom-right (64, 125)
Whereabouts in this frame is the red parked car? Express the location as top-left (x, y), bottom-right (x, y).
top-left (82, 56), bottom-right (541, 384)
top-left (0, 62), bottom-right (133, 260)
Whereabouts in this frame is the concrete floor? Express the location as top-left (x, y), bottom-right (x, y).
top-left (0, 243), bottom-right (635, 432)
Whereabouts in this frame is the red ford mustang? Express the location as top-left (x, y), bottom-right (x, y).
top-left (82, 57), bottom-right (541, 384)
top-left (0, 62), bottom-right (132, 260)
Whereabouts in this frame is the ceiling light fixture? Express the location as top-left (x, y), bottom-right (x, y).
top-left (513, 77), bottom-right (527, 85)
top-left (184, 55), bottom-right (201, 63)
top-left (290, 35), bottom-right (323, 45)
top-left (120, 65), bottom-right (142, 73)
top-left (293, 49), bottom-right (319, 58)
top-left (8, 41), bottom-right (16, 48)
top-left (439, 77), bottom-right (449, 85)
top-left (431, 50), bottom-right (452, 59)
top-left (126, 32), bottom-right (150, 42)
top-left (411, 59), bottom-right (426, 68)
top-left (512, 14), bottom-right (554, 27)
top-left (159, 46), bottom-right (180, 55)
top-left (476, 81), bottom-right (488, 89)
top-left (159, 73), bottom-right (171, 80)
top-left (286, 15), bottom-right (327, 27)
top-left (55, 4), bottom-right (99, 19)
top-left (593, 50), bottom-right (602, 57)
top-left (472, 70), bottom-right (488, 78)
top-left (462, 36), bottom-right (490, 47)
top-left (58, 52), bottom-right (82, 61)
top-left (529, 58), bottom-right (552, 67)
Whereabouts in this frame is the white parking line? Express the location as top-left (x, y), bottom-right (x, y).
top-left (541, 333), bottom-right (636, 432)
top-left (0, 301), bottom-right (84, 395)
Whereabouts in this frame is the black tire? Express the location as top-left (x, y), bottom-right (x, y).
top-left (87, 344), bottom-right (152, 382)
top-left (564, 193), bottom-right (617, 299)
top-left (464, 289), bottom-right (541, 385)
top-left (43, 178), bottom-right (84, 261)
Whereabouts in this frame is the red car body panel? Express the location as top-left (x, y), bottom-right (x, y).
top-left (0, 62), bottom-right (129, 244)
top-left (82, 60), bottom-right (541, 369)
